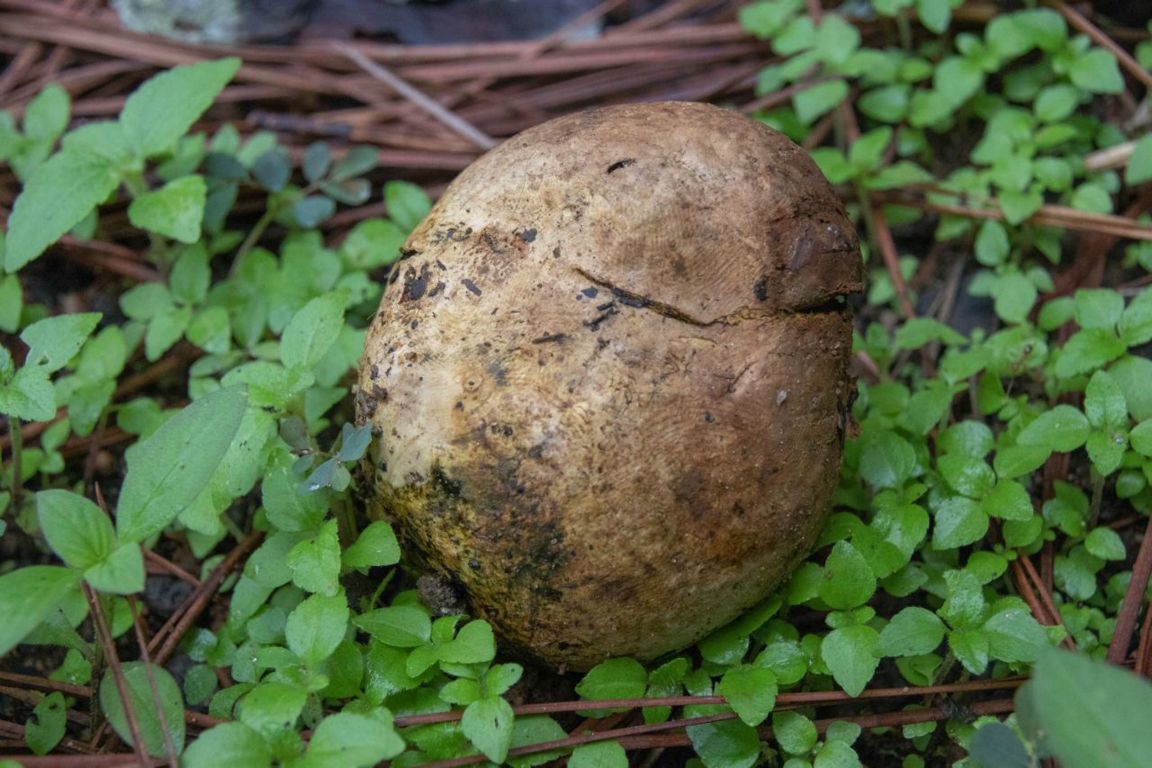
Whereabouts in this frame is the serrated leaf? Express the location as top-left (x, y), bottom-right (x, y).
top-left (1085, 527), bottom-right (1126, 561)
top-left (570, 740), bottom-right (628, 768)
top-left (1127, 133), bottom-right (1152, 186)
top-left (286, 518), bottom-right (342, 595)
top-left (576, 658), bottom-right (648, 703)
top-left (21, 311), bottom-right (101, 373)
top-left (983, 607), bottom-right (1047, 663)
top-left (330, 146), bottom-right (378, 181)
top-left (120, 58), bottom-right (241, 158)
top-left (717, 665), bottom-right (777, 727)
top-left (99, 662), bottom-right (185, 757)
top-left (0, 566), bottom-right (82, 656)
top-left (5, 149), bottom-right (121, 272)
top-left (127, 175), bottom-right (206, 243)
top-left (969, 722), bottom-right (1031, 768)
top-left (116, 388), bottom-right (247, 542)
top-left (440, 620), bottom-right (496, 665)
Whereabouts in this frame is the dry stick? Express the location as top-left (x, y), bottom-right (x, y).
top-left (149, 531), bottom-right (263, 666)
top-left (616, 0), bottom-right (722, 32)
top-left (394, 677), bottom-right (1026, 728)
top-left (420, 712), bottom-right (739, 768)
top-left (1136, 601), bottom-right (1152, 677)
top-left (127, 597), bottom-right (179, 768)
top-left (82, 583), bottom-right (150, 767)
top-left (616, 698), bottom-right (1017, 751)
top-left (1108, 514), bottom-right (1152, 663)
top-left (333, 44), bottom-right (498, 151)
top-left (1016, 553), bottom-right (1077, 650)
top-left (1044, 0), bottom-right (1152, 92)
top-left (0, 38), bottom-right (42, 95)
top-left (5, 755), bottom-right (158, 768)
top-left (0, 671), bottom-right (90, 698)
top-left (876, 194), bottom-right (1152, 241)
top-left (143, 549), bottom-right (201, 588)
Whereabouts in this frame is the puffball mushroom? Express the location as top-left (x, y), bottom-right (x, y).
top-left (356, 102), bottom-right (863, 671)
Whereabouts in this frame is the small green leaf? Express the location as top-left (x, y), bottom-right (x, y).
top-left (342, 520), bottom-right (401, 569)
top-left (286, 592), bottom-right (349, 666)
top-left (84, 542), bottom-right (145, 595)
top-left (969, 722), bottom-right (1031, 768)
top-left (385, 180), bottom-right (432, 232)
top-left (1017, 405), bottom-right (1090, 452)
top-left (0, 274), bottom-right (22, 332)
top-left (292, 195), bottom-right (336, 228)
top-left (330, 146), bottom-right (379, 182)
top-left (949, 627), bottom-right (991, 674)
top-left (718, 665), bottom-right (777, 727)
top-left (819, 541), bottom-right (876, 610)
top-left (569, 740), bottom-right (628, 768)
top-left (878, 607), bottom-right (946, 657)
top-left (302, 141), bottom-right (332, 183)
top-left (576, 658), bottom-right (648, 703)
top-left (21, 312), bottom-right (101, 373)
top-left (1075, 288), bottom-right (1124, 330)
top-left (687, 719), bottom-right (761, 768)
top-left (932, 497), bottom-right (988, 549)
top-left (120, 58), bottom-right (241, 158)
top-left (24, 84), bottom-right (70, 141)
top-left (461, 696), bottom-right (515, 764)
top-left (251, 148), bottom-right (290, 191)
top-left (974, 221), bottom-right (1010, 266)
top-left (127, 175), bottom-right (206, 243)
top-left (1131, 420), bottom-right (1152, 456)
top-left (0, 365), bottom-right (56, 420)
top-left (280, 292), bottom-right (346, 371)
top-left (1069, 48), bottom-right (1124, 94)
top-left (25, 692), bottom-right (66, 755)
top-left (286, 518), bottom-right (342, 595)
top-left (181, 722), bottom-right (270, 768)
top-left (356, 605), bottom-right (432, 648)
top-left (1126, 133), bottom-right (1152, 186)
top-left (981, 480), bottom-right (1033, 522)
top-left (983, 607), bottom-right (1047, 663)
top-left (1119, 289), bottom-right (1152, 346)
top-left (821, 625), bottom-right (879, 696)
top-left (36, 490), bottom-right (115, 569)
top-left (773, 710), bottom-right (817, 755)
top-left (1085, 527), bottom-right (1126, 561)
top-left (0, 566), bottom-right (82, 656)
top-left (99, 662), bottom-right (185, 757)
top-left (858, 431), bottom-right (916, 489)
top-left (116, 388), bottom-right (247, 542)
top-left (794, 79), bottom-right (849, 124)
top-left (440, 620), bottom-right (496, 665)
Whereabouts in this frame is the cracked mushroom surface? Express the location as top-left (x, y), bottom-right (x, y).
top-left (356, 101), bottom-right (863, 671)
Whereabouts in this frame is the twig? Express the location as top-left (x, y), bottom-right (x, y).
top-left (128, 597), bottom-right (179, 768)
top-left (1108, 514), bottom-right (1152, 664)
top-left (149, 531), bottom-right (263, 665)
top-left (83, 583), bottom-right (150, 766)
top-left (333, 43), bottom-right (498, 151)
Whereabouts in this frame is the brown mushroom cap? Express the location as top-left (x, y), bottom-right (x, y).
top-left (357, 102), bottom-right (863, 670)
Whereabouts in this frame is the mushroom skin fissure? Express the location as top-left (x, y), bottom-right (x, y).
top-left (357, 102), bottom-right (863, 671)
